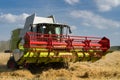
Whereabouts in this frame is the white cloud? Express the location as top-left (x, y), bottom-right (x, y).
top-left (0, 13), bottom-right (29, 24)
top-left (64, 0), bottom-right (79, 5)
top-left (70, 10), bottom-right (120, 29)
top-left (95, 0), bottom-right (120, 12)
top-left (70, 25), bottom-right (77, 30)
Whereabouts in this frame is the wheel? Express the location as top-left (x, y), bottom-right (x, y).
top-left (27, 63), bottom-right (41, 73)
top-left (7, 56), bottom-right (19, 69)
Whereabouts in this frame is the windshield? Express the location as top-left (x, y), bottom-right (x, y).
top-left (30, 24), bottom-right (69, 35)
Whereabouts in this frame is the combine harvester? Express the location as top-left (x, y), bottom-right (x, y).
top-left (7, 14), bottom-right (110, 69)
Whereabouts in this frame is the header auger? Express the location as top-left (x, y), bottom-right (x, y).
top-left (7, 14), bottom-right (110, 70)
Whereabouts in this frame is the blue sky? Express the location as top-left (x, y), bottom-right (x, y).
top-left (0, 0), bottom-right (120, 46)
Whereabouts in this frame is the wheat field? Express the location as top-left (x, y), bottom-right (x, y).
top-left (0, 51), bottom-right (120, 80)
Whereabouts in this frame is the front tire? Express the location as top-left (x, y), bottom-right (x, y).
top-left (7, 56), bottom-right (19, 69)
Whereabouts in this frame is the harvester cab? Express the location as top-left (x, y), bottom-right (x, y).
top-left (7, 14), bottom-right (110, 69)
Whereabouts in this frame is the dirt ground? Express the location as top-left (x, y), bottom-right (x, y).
top-left (0, 51), bottom-right (120, 80)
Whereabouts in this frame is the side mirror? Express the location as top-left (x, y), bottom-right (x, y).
top-left (69, 27), bottom-right (72, 34)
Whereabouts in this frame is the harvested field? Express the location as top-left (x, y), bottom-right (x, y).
top-left (0, 51), bottom-right (120, 80)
